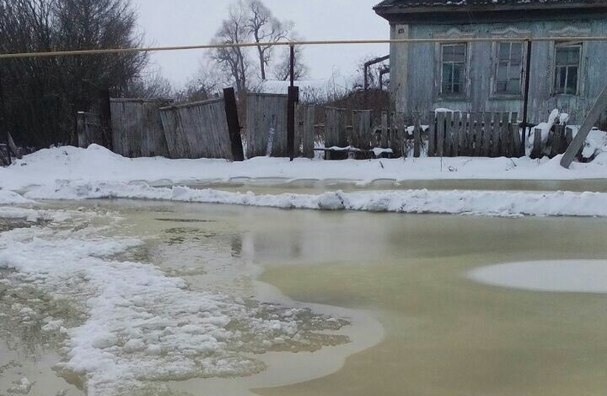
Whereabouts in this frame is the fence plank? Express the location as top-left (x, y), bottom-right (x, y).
top-left (380, 111), bottom-right (389, 149)
top-left (471, 113), bottom-right (480, 156)
top-left (302, 105), bottom-right (315, 158)
top-left (325, 107), bottom-right (348, 160)
top-left (436, 111), bottom-right (445, 157)
top-left (391, 112), bottom-right (404, 157)
top-left (444, 112), bottom-right (453, 157)
top-left (352, 110), bottom-right (371, 151)
top-left (428, 111), bottom-right (436, 157)
top-left (246, 93), bottom-right (289, 158)
top-left (481, 112), bottom-right (492, 157)
top-left (413, 113), bottom-right (421, 158)
top-left (159, 98), bottom-right (234, 160)
top-left (111, 99), bottom-right (171, 158)
top-left (531, 128), bottom-right (542, 159)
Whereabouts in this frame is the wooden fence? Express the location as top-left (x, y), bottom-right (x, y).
top-left (81, 92), bottom-right (575, 162)
top-left (110, 99), bottom-right (171, 158)
top-left (425, 111), bottom-right (521, 158)
top-left (160, 98), bottom-right (234, 160)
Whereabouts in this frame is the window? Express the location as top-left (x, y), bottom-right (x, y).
top-left (441, 43), bottom-right (467, 96)
top-left (554, 44), bottom-right (581, 95)
top-left (495, 42), bottom-right (523, 95)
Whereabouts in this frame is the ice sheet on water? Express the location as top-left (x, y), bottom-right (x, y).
top-left (0, 208), bottom-right (350, 396)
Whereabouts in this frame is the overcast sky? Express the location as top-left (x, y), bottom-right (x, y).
top-left (132, 0), bottom-right (389, 88)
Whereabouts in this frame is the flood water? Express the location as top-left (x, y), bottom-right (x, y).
top-left (2, 197), bottom-right (607, 395)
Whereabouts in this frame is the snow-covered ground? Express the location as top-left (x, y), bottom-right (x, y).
top-left (2, 143), bottom-right (607, 217)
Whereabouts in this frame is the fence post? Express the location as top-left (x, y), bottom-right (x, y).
top-left (413, 113), bottom-right (421, 158)
top-left (223, 88), bottom-right (245, 161)
top-left (287, 86), bottom-right (299, 161)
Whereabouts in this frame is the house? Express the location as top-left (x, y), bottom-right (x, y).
top-left (374, 0), bottom-right (607, 124)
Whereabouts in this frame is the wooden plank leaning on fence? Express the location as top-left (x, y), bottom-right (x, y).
top-left (111, 98), bottom-right (171, 158)
top-left (561, 85), bottom-right (607, 168)
top-left (413, 113), bottom-right (421, 158)
top-left (160, 98), bottom-right (235, 160)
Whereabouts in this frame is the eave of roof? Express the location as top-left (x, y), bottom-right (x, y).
top-left (374, 0), bottom-right (607, 24)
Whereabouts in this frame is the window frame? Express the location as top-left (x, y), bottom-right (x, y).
top-left (553, 42), bottom-right (583, 96)
top-left (493, 41), bottom-right (525, 97)
top-left (439, 42), bottom-right (468, 98)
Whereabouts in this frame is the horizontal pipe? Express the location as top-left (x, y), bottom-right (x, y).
top-left (1, 36), bottom-right (606, 59)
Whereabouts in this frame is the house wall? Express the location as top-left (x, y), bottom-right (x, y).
top-left (389, 18), bottom-right (607, 124)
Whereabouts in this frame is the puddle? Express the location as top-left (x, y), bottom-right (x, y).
top-left (2, 200), bottom-right (607, 395)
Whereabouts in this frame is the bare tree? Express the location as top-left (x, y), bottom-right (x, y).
top-left (210, 0), bottom-right (306, 92)
top-left (273, 42), bottom-right (308, 81)
top-left (0, 0), bottom-right (146, 147)
top-left (211, 3), bottom-right (250, 93)
top-left (246, 0), bottom-right (290, 81)
top-left (123, 68), bottom-right (173, 99)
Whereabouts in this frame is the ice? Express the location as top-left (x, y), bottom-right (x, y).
top-left (469, 260), bottom-right (607, 294)
top-left (0, 207), bottom-right (351, 395)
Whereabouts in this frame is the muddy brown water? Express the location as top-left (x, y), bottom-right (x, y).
top-left (2, 197), bottom-right (607, 395)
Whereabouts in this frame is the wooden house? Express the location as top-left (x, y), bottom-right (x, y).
top-left (374, 0), bottom-right (607, 124)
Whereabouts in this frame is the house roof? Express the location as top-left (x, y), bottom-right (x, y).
top-left (375, 0), bottom-right (604, 6)
top-left (374, 0), bottom-right (607, 23)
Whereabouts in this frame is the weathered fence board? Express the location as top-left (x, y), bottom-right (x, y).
top-left (352, 110), bottom-right (372, 152)
top-left (413, 114), bottom-right (422, 158)
top-left (160, 98), bottom-right (235, 160)
top-left (302, 105), bottom-right (315, 159)
top-left (391, 112), bottom-right (404, 158)
top-left (77, 112), bottom-right (103, 148)
top-left (423, 111), bottom-right (526, 158)
top-left (246, 93), bottom-right (288, 158)
top-left (325, 107), bottom-right (348, 160)
top-left (111, 99), bottom-right (171, 158)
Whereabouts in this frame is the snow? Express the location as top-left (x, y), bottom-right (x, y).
top-left (3, 144), bottom-right (607, 218)
top-left (469, 260), bottom-right (607, 294)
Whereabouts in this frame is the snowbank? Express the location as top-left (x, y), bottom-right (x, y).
top-left (3, 145), bottom-right (607, 193)
top-left (21, 181), bottom-right (607, 218)
top-left (3, 144), bottom-right (607, 217)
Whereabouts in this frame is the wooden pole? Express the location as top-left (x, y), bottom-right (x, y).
top-left (223, 88), bottom-right (245, 161)
top-left (288, 45), bottom-right (298, 161)
top-left (521, 39), bottom-right (533, 156)
top-left (561, 84), bottom-right (607, 168)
